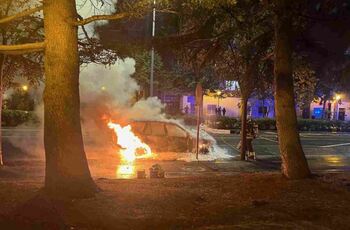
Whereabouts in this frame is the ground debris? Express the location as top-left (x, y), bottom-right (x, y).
top-left (1, 173), bottom-right (350, 229)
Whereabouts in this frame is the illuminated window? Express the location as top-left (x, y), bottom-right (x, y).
top-left (225, 81), bottom-right (239, 91)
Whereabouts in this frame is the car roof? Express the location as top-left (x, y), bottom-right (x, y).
top-left (130, 120), bottom-right (189, 132)
top-left (130, 119), bottom-right (213, 142)
top-left (131, 120), bottom-right (180, 126)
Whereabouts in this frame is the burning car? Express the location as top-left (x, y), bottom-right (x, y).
top-left (128, 120), bottom-right (213, 154)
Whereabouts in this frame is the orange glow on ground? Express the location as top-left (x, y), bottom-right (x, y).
top-left (108, 122), bottom-right (156, 178)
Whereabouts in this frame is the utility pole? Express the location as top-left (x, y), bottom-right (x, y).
top-left (150, 0), bottom-right (156, 97)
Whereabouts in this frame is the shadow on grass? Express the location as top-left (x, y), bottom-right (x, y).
top-left (0, 191), bottom-right (66, 230)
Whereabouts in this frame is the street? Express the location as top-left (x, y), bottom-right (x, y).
top-left (214, 131), bottom-right (350, 173)
top-left (1, 128), bottom-right (350, 180)
top-left (1, 129), bottom-right (350, 230)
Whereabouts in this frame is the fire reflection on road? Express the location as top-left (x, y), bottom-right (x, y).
top-left (117, 164), bottom-right (136, 179)
top-left (324, 156), bottom-right (344, 166)
top-left (108, 122), bottom-right (156, 179)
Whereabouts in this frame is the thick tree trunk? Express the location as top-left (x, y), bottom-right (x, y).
top-left (240, 96), bottom-right (248, 160)
top-left (274, 0), bottom-right (311, 179)
top-left (43, 0), bottom-right (96, 198)
top-left (0, 54), bottom-right (4, 166)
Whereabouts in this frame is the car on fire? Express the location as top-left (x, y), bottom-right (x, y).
top-left (129, 120), bottom-right (213, 154)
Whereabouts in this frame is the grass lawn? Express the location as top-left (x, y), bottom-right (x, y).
top-left (0, 173), bottom-right (350, 230)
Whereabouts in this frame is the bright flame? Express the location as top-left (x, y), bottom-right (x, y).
top-left (108, 122), bottom-right (155, 163)
top-left (116, 165), bottom-right (136, 179)
top-left (22, 85), bottom-right (28, 91)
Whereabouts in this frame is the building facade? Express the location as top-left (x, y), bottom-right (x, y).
top-left (180, 94), bottom-right (350, 121)
top-left (309, 98), bottom-right (350, 121)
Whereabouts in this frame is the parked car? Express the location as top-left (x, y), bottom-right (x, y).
top-left (129, 120), bottom-right (213, 154)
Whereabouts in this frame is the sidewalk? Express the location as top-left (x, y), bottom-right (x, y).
top-left (203, 125), bottom-right (233, 134)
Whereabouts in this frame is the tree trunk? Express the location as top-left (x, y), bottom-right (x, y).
top-left (274, 0), bottom-right (311, 179)
top-left (43, 0), bottom-right (97, 198)
top-left (322, 99), bottom-right (327, 119)
top-left (240, 96), bottom-right (248, 160)
top-left (0, 54), bottom-right (4, 166)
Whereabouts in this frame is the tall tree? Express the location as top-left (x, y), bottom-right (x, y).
top-left (293, 58), bottom-right (317, 118)
top-left (0, 0), bottom-right (152, 198)
top-left (166, 0), bottom-right (273, 160)
top-left (0, 0), bottom-right (43, 166)
top-left (273, 0), bottom-right (311, 179)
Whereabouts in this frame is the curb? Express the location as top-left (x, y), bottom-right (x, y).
top-left (203, 126), bottom-right (238, 135)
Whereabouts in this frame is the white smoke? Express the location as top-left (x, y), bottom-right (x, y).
top-left (79, 59), bottom-right (166, 122)
top-left (79, 60), bottom-right (230, 162)
top-left (80, 59), bottom-right (139, 107)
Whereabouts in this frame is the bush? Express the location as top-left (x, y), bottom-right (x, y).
top-left (255, 118), bottom-right (276, 130)
top-left (1, 110), bottom-right (39, 127)
top-left (208, 117), bottom-right (350, 132)
top-left (183, 115), bottom-right (198, 126)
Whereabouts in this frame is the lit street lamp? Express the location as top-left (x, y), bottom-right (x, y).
top-left (149, 0), bottom-right (156, 97)
top-left (333, 94), bottom-right (342, 120)
top-left (22, 85), bottom-right (28, 92)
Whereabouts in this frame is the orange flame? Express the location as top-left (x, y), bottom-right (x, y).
top-left (108, 122), bottom-right (155, 163)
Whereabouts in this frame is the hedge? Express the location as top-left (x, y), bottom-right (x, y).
top-left (1, 110), bottom-right (39, 127)
top-left (208, 117), bottom-right (350, 132)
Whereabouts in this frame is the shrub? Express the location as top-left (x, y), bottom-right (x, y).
top-left (255, 118), bottom-right (276, 130)
top-left (183, 115), bottom-right (198, 126)
top-left (208, 117), bottom-right (350, 132)
top-left (1, 110), bottom-right (39, 127)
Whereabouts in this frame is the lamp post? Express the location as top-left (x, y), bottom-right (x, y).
top-left (149, 0), bottom-right (156, 97)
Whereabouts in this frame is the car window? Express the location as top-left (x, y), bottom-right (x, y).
top-left (166, 124), bottom-right (187, 138)
top-left (144, 123), bottom-right (152, 135)
top-left (151, 122), bottom-right (166, 136)
top-left (131, 122), bottom-right (145, 133)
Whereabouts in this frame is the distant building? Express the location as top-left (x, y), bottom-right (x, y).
top-left (181, 91), bottom-right (350, 121)
top-left (309, 97), bottom-right (350, 121)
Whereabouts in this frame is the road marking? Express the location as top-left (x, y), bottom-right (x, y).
top-left (220, 136), bottom-right (240, 153)
top-left (259, 136), bottom-right (278, 143)
top-left (263, 131), bottom-right (277, 135)
top-left (320, 143), bottom-right (350, 148)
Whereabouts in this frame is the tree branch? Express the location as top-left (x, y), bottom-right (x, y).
top-left (74, 12), bottom-right (129, 26)
top-left (73, 8), bottom-right (177, 27)
top-left (0, 5), bottom-right (43, 25)
top-left (77, 14), bottom-right (93, 44)
top-left (262, 52), bottom-right (274, 60)
top-left (156, 9), bottom-right (178, 15)
top-left (0, 42), bottom-right (45, 55)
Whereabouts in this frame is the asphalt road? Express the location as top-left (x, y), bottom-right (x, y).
top-left (213, 131), bottom-right (350, 173)
top-left (1, 128), bottom-right (350, 180)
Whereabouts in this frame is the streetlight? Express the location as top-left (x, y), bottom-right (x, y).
top-left (101, 86), bottom-right (106, 91)
top-left (149, 0), bottom-right (156, 97)
top-left (333, 94), bottom-right (342, 120)
top-left (22, 85), bottom-right (28, 91)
